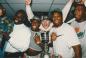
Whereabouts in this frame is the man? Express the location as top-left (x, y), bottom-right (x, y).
top-left (49, 9), bottom-right (81, 58)
top-left (26, 18), bottom-right (42, 58)
top-left (66, 0), bottom-right (86, 24)
top-left (70, 3), bottom-right (86, 58)
top-left (25, 0), bottom-right (42, 58)
top-left (4, 10), bottom-right (31, 58)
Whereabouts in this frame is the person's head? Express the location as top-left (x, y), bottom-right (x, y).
top-left (41, 17), bottom-right (51, 29)
top-left (14, 10), bottom-right (26, 24)
top-left (74, 4), bottom-right (85, 22)
top-left (31, 19), bottom-right (40, 31)
top-left (51, 9), bottom-right (63, 27)
top-left (0, 5), bottom-right (6, 17)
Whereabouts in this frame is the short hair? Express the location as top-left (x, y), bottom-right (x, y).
top-left (15, 10), bottom-right (26, 18)
top-left (75, 3), bottom-right (85, 8)
top-left (74, 4), bottom-right (86, 11)
top-left (51, 8), bottom-right (62, 16)
top-left (0, 5), bottom-right (6, 17)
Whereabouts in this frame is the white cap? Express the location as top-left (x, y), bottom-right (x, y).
top-left (33, 16), bottom-right (40, 20)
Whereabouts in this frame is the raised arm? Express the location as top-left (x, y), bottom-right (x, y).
top-left (25, 0), bottom-right (34, 21)
top-left (62, 0), bottom-right (74, 22)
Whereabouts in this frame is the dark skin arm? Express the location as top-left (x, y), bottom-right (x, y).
top-left (72, 44), bottom-right (82, 58)
top-left (34, 35), bottom-right (44, 49)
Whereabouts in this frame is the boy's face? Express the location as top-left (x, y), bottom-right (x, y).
top-left (41, 19), bottom-right (50, 29)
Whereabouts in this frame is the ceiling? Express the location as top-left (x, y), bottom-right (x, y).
top-left (0, 0), bottom-right (68, 16)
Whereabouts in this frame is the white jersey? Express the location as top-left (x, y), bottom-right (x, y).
top-left (71, 20), bottom-right (86, 58)
top-left (50, 23), bottom-right (80, 58)
top-left (5, 24), bottom-right (31, 52)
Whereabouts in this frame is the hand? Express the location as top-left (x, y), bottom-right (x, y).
top-left (75, 27), bottom-right (80, 33)
top-left (58, 54), bottom-right (62, 58)
top-left (25, 0), bottom-right (31, 5)
top-left (34, 35), bottom-right (41, 44)
top-left (51, 32), bottom-right (57, 41)
top-left (80, 0), bottom-right (85, 4)
top-left (3, 32), bottom-right (10, 41)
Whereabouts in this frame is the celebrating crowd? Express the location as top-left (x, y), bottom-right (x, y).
top-left (0, 0), bottom-right (86, 58)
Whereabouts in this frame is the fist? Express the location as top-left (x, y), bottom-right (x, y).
top-left (75, 27), bottom-right (80, 33)
top-left (51, 32), bottom-right (57, 41)
top-left (34, 35), bottom-right (41, 44)
top-left (80, 0), bottom-right (85, 4)
top-left (25, 0), bottom-right (31, 5)
top-left (58, 54), bottom-right (62, 58)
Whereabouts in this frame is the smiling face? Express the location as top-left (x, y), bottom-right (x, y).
top-left (41, 19), bottom-right (50, 29)
top-left (14, 10), bottom-right (26, 24)
top-left (31, 19), bottom-right (40, 31)
top-left (52, 12), bottom-right (63, 27)
top-left (14, 12), bottom-right (23, 24)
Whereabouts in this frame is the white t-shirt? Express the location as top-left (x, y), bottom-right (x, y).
top-left (50, 23), bottom-right (80, 58)
top-left (71, 20), bottom-right (86, 39)
top-left (29, 30), bottom-right (42, 51)
top-left (71, 20), bottom-right (86, 32)
top-left (5, 24), bottom-right (31, 52)
top-left (71, 20), bottom-right (86, 58)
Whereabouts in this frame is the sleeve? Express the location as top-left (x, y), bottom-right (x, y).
top-left (67, 18), bottom-right (75, 24)
top-left (26, 5), bottom-right (34, 21)
top-left (62, 0), bottom-right (74, 22)
top-left (64, 26), bottom-right (80, 47)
